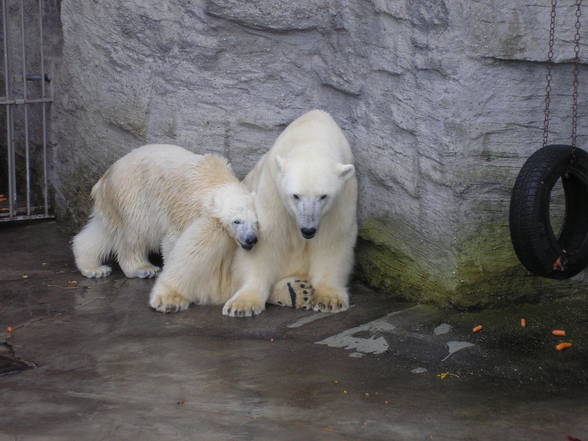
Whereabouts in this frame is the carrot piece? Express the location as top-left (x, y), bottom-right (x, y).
top-left (552, 329), bottom-right (566, 336)
top-left (520, 318), bottom-right (527, 328)
top-left (555, 342), bottom-right (572, 351)
top-left (7, 327), bottom-right (13, 333)
top-left (472, 325), bottom-right (483, 333)
top-left (553, 256), bottom-right (564, 271)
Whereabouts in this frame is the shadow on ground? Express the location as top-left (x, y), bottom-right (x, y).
top-left (0, 222), bottom-right (587, 441)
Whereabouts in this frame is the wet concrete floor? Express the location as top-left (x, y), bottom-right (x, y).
top-left (0, 221), bottom-right (587, 441)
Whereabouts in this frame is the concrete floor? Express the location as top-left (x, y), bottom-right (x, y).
top-left (0, 222), bottom-right (587, 441)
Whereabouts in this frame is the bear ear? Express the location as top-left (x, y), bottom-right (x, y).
top-left (337, 163), bottom-right (355, 181)
top-left (275, 155), bottom-right (287, 174)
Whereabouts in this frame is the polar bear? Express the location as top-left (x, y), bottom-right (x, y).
top-left (149, 216), bottom-right (315, 312)
top-left (72, 144), bottom-right (258, 281)
top-left (222, 110), bottom-right (358, 317)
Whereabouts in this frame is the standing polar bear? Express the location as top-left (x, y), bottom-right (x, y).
top-left (72, 144), bottom-right (258, 289)
top-left (223, 109), bottom-right (358, 317)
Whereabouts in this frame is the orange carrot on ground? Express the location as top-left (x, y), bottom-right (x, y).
top-left (552, 329), bottom-right (566, 336)
top-left (555, 342), bottom-right (572, 351)
top-left (7, 327), bottom-right (13, 333)
top-left (520, 318), bottom-right (527, 328)
top-left (472, 325), bottom-right (483, 333)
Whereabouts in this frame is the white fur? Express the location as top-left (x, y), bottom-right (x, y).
top-left (222, 110), bottom-right (358, 317)
top-left (72, 144), bottom-right (257, 308)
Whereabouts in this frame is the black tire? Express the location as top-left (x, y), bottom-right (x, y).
top-left (509, 144), bottom-right (588, 279)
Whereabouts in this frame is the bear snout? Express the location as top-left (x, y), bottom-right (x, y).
top-left (300, 227), bottom-right (316, 239)
top-left (240, 234), bottom-right (258, 250)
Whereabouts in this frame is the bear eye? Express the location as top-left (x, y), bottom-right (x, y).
top-left (293, 194), bottom-right (300, 200)
top-left (320, 194), bottom-right (327, 200)
top-left (233, 219), bottom-right (241, 225)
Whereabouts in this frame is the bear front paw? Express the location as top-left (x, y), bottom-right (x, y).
top-left (150, 283), bottom-right (191, 313)
top-left (222, 291), bottom-right (265, 317)
top-left (312, 285), bottom-right (349, 313)
top-left (268, 278), bottom-right (313, 309)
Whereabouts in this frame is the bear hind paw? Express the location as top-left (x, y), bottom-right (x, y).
top-left (124, 264), bottom-right (161, 279)
top-left (269, 278), bottom-right (313, 310)
top-left (80, 265), bottom-right (112, 279)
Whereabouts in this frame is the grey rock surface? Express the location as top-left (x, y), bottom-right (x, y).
top-left (50, 0), bottom-right (588, 306)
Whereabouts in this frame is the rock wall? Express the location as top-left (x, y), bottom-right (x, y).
top-left (52, 0), bottom-right (588, 308)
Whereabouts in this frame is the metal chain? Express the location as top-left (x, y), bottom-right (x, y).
top-left (543, 0), bottom-right (558, 147)
top-left (571, 0), bottom-right (583, 153)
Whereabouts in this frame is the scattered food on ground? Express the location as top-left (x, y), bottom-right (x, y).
top-left (437, 372), bottom-right (460, 380)
top-left (21, 274), bottom-right (29, 279)
top-left (472, 325), bottom-right (483, 333)
top-left (47, 284), bottom-right (80, 289)
top-left (555, 343), bottom-right (573, 351)
top-left (520, 318), bottom-right (527, 328)
top-left (552, 329), bottom-right (566, 336)
top-left (6, 327), bottom-right (13, 333)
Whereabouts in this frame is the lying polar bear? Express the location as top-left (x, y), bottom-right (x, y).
top-left (222, 110), bottom-right (358, 317)
top-left (73, 144), bottom-right (310, 311)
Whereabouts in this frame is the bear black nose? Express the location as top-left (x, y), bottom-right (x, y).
top-left (245, 235), bottom-right (258, 245)
top-left (300, 227), bottom-right (316, 239)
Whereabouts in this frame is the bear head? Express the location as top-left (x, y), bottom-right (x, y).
top-left (274, 151), bottom-right (354, 239)
top-left (206, 182), bottom-right (259, 250)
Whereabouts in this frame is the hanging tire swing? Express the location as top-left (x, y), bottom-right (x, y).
top-left (509, 0), bottom-right (588, 279)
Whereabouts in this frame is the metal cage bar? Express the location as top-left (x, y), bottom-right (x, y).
top-left (38, 0), bottom-right (47, 216)
top-left (1, 0), bottom-right (53, 222)
top-left (20, 0), bottom-right (31, 216)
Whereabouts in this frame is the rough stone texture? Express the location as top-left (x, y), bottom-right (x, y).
top-left (50, 0), bottom-right (588, 308)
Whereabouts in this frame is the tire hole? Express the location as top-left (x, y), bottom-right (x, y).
top-left (549, 177), bottom-right (566, 238)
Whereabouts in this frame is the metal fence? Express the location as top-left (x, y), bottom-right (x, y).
top-left (1, 0), bottom-right (52, 222)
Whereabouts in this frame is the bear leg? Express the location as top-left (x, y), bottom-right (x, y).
top-left (73, 215), bottom-right (114, 278)
top-left (268, 277), bottom-right (313, 309)
top-left (118, 244), bottom-right (160, 279)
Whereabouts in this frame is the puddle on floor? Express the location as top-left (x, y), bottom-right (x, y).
top-left (0, 342), bottom-right (36, 376)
